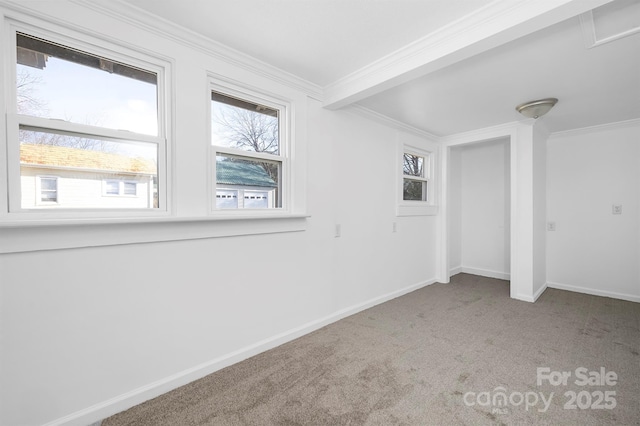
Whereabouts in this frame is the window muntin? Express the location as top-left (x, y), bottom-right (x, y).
top-left (7, 28), bottom-right (167, 216)
top-left (211, 88), bottom-right (285, 212)
top-left (16, 33), bottom-right (158, 136)
top-left (403, 152), bottom-right (428, 202)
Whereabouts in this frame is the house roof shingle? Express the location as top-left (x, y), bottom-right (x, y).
top-left (216, 160), bottom-right (276, 188)
top-left (20, 143), bottom-right (157, 175)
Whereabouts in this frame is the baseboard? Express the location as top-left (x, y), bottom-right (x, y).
top-left (449, 265), bottom-right (462, 276)
top-left (45, 278), bottom-right (437, 426)
top-left (533, 282), bottom-right (548, 302)
top-left (547, 281), bottom-right (640, 303)
top-left (459, 266), bottom-right (510, 281)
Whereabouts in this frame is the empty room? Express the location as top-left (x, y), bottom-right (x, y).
top-left (0, 0), bottom-right (638, 425)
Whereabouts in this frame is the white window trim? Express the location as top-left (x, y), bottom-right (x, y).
top-left (207, 75), bottom-right (292, 218)
top-left (397, 142), bottom-right (438, 216)
top-left (2, 17), bottom-right (172, 223)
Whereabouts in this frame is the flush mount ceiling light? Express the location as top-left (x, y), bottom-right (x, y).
top-left (515, 98), bottom-right (558, 119)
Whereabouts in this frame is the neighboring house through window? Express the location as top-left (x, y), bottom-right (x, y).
top-left (210, 84), bottom-right (287, 212)
top-left (21, 144), bottom-right (155, 208)
top-left (215, 159), bottom-right (277, 209)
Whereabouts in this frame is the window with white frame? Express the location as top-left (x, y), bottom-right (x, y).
top-left (398, 144), bottom-right (437, 216)
top-left (104, 180), bottom-right (138, 197)
top-left (6, 26), bottom-right (167, 216)
top-left (38, 176), bottom-right (58, 203)
top-left (403, 152), bottom-right (428, 201)
top-left (210, 86), bottom-right (286, 212)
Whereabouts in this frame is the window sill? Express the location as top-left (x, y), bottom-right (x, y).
top-left (397, 204), bottom-right (438, 217)
top-left (0, 213), bottom-right (310, 254)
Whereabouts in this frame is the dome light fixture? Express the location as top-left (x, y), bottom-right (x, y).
top-left (515, 98), bottom-right (558, 119)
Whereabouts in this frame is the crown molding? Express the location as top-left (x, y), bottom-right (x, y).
top-left (68, 0), bottom-right (323, 100)
top-left (347, 105), bottom-right (440, 141)
top-left (549, 118), bottom-right (640, 139)
top-left (440, 121), bottom-right (521, 147)
top-left (323, 0), bottom-right (613, 110)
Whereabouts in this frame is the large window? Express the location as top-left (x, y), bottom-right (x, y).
top-left (210, 87), bottom-right (287, 212)
top-left (6, 27), bottom-right (167, 216)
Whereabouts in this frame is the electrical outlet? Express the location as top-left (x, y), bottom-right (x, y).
top-left (612, 204), bottom-right (622, 215)
top-left (547, 222), bottom-right (556, 231)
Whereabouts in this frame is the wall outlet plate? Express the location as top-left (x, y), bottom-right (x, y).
top-left (612, 204), bottom-right (622, 215)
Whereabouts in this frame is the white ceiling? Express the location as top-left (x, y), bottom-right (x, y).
top-left (120, 0), bottom-right (640, 136)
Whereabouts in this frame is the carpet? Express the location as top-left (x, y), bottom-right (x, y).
top-left (103, 273), bottom-right (640, 425)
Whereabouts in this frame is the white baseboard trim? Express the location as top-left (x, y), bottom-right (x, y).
top-left (449, 266), bottom-right (463, 276)
top-left (547, 281), bottom-right (640, 303)
top-left (45, 278), bottom-right (437, 426)
top-left (459, 266), bottom-right (510, 281)
top-left (533, 282), bottom-right (548, 302)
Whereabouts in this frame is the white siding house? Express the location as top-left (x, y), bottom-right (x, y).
top-left (20, 144), bottom-right (156, 209)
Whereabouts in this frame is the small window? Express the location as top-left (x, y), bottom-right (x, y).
top-left (403, 153), bottom-right (428, 201)
top-left (123, 182), bottom-right (137, 196)
top-left (104, 180), bottom-right (138, 197)
top-left (105, 181), bottom-right (120, 195)
top-left (210, 88), bottom-right (285, 212)
top-left (38, 176), bottom-right (58, 203)
top-left (398, 143), bottom-right (437, 216)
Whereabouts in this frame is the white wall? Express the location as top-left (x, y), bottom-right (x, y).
top-left (0, 3), bottom-right (438, 425)
top-left (448, 147), bottom-right (462, 272)
top-left (547, 120), bottom-right (640, 302)
top-left (449, 139), bottom-right (510, 279)
top-left (532, 123), bottom-right (549, 296)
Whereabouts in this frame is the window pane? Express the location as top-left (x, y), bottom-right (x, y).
top-left (123, 182), bottom-right (137, 195)
top-left (211, 91), bottom-right (279, 155)
top-left (244, 191), bottom-right (269, 209)
top-left (40, 177), bottom-right (57, 191)
top-left (16, 33), bottom-right (158, 136)
top-left (105, 181), bottom-right (120, 195)
top-left (216, 189), bottom-right (239, 209)
top-left (20, 129), bottom-right (157, 209)
top-left (216, 155), bottom-right (280, 209)
top-left (403, 179), bottom-right (427, 201)
top-left (403, 153), bottom-right (424, 177)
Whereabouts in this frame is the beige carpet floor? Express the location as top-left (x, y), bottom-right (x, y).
top-left (103, 273), bottom-right (640, 425)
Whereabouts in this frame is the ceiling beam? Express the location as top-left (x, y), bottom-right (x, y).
top-left (322, 0), bottom-right (613, 110)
